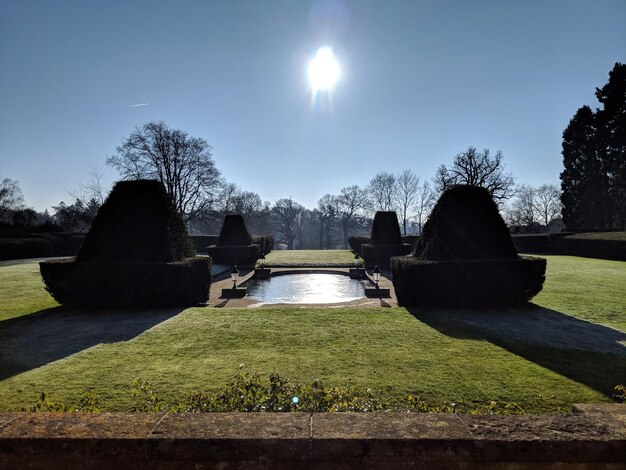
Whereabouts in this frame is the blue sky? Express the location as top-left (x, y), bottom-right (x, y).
top-left (1, 0), bottom-right (625, 211)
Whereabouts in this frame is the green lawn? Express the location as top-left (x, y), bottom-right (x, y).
top-left (0, 255), bottom-right (624, 412)
top-left (262, 249), bottom-right (360, 266)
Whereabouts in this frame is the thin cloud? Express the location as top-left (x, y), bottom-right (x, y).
top-left (123, 102), bottom-right (151, 108)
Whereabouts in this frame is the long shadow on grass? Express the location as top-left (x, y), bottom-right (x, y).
top-left (0, 306), bottom-right (183, 380)
top-left (408, 304), bottom-right (626, 397)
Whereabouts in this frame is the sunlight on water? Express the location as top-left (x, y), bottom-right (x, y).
top-left (246, 273), bottom-right (365, 304)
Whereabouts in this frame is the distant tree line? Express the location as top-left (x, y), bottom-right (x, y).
top-left (3, 122), bottom-right (569, 246)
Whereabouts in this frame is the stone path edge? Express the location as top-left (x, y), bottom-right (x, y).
top-left (0, 407), bottom-right (624, 467)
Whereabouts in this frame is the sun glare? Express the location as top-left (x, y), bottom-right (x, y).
top-left (308, 46), bottom-right (340, 92)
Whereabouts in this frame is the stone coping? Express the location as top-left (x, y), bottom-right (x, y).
top-left (208, 266), bottom-right (398, 308)
top-left (0, 407), bottom-right (625, 468)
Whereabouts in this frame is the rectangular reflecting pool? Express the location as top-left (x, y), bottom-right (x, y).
top-left (245, 273), bottom-right (366, 304)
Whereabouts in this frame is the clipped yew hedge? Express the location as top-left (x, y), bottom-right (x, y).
top-left (348, 236), bottom-right (370, 255)
top-left (40, 180), bottom-right (210, 308)
top-left (40, 257), bottom-right (211, 308)
top-left (207, 245), bottom-right (260, 267)
top-left (208, 215), bottom-right (261, 266)
top-left (392, 185), bottom-right (546, 307)
top-left (361, 243), bottom-right (412, 267)
top-left (391, 256), bottom-right (546, 307)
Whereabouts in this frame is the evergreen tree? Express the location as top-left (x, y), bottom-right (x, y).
top-left (560, 63), bottom-right (626, 230)
top-left (595, 62), bottom-right (626, 228)
top-left (560, 106), bottom-right (608, 228)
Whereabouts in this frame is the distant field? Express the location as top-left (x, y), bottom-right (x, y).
top-left (0, 255), bottom-right (624, 413)
top-left (567, 231), bottom-right (626, 241)
top-left (263, 249), bottom-right (359, 266)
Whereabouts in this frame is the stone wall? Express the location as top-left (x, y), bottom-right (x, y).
top-left (0, 405), bottom-right (624, 468)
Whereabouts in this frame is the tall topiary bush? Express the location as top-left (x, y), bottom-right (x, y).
top-left (208, 214), bottom-right (260, 266)
top-left (40, 180), bottom-right (211, 308)
top-left (361, 211), bottom-right (411, 267)
top-left (392, 185), bottom-right (546, 307)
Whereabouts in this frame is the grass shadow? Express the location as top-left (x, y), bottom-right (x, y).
top-left (0, 306), bottom-right (183, 380)
top-left (408, 304), bottom-right (626, 398)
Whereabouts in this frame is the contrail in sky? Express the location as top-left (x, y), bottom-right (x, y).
top-left (123, 102), bottom-right (151, 108)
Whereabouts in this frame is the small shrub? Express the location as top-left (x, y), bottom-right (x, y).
top-left (614, 384), bottom-right (626, 403)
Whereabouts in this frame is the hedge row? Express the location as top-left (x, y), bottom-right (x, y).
top-left (207, 245), bottom-right (260, 267)
top-left (0, 234), bottom-right (85, 261)
top-left (390, 255), bottom-right (546, 307)
top-left (251, 235), bottom-right (274, 255)
top-left (349, 236), bottom-right (419, 255)
top-left (512, 232), bottom-right (626, 261)
top-left (552, 235), bottom-right (626, 262)
top-left (189, 236), bottom-right (220, 254)
top-left (40, 257), bottom-right (211, 308)
top-left (361, 243), bottom-right (412, 268)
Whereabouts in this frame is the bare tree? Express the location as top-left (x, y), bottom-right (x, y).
top-left (271, 197), bottom-right (304, 249)
top-left (533, 184), bottom-right (562, 228)
top-left (394, 169), bottom-right (420, 235)
top-left (106, 121), bottom-right (222, 223)
top-left (413, 180), bottom-right (436, 235)
top-left (0, 177), bottom-right (25, 222)
top-left (70, 166), bottom-right (107, 206)
top-left (506, 185), bottom-right (536, 231)
top-left (434, 147), bottom-right (515, 203)
top-left (337, 185), bottom-right (367, 248)
top-left (367, 172), bottom-right (396, 212)
top-left (316, 194), bottom-right (339, 249)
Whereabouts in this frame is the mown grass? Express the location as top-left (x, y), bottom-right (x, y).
top-left (263, 249), bottom-right (359, 266)
top-left (0, 255), bottom-right (624, 412)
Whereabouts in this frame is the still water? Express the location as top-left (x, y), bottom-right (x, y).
top-left (245, 273), bottom-right (365, 304)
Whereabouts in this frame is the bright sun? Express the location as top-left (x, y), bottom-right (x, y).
top-left (308, 46), bottom-right (340, 92)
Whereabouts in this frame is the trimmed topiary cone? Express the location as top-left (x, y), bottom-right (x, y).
top-left (77, 180), bottom-right (195, 262)
top-left (361, 211), bottom-right (411, 267)
top-left (413, 185), bottom-right (517, 260)
top-left (208, 214), bottom-right (259, 266)
top-left (40, 180), bottom-right (210, 308)
top-left (392, 185), bottom-right (546, 307)
top-left (370, 211), bottom-right (403, 246)
top-left (217, 215), bottom-right (254, 246)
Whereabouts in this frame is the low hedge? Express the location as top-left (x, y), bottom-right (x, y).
top-left (401, 235), bottom-right (419, 250)
top-left (39, 257), bottom-right (211, 308)
top-left (251, 235), bottom-right (274, 255)
top-left (207, 245), bottom-right (260, 267)
top-left (361, 243), bottom-right (412, 268)
top-left (390, 255), bottom-right (546, 307)
top-left (552, 233), bottom-right (626, 261)
top-left (0, 234), bottom-right (86, 260)
top-left (189, 236), bottom-right (219, 254)
top-left (511, 234), bottom-right (552, 253)
top-left (348, 236), bottom-right (370, 255)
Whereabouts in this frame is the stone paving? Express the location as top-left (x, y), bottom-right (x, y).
top-left (206, 266), bottom-right (398, 308)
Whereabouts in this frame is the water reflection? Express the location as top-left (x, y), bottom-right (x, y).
top-left (246, 273), bottom-right (365, 304)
